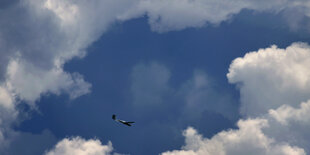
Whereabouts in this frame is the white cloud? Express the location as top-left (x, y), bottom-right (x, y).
top-left (0, 85), bottom-right (14, 110)
top-left (0, 0), bottom-right (133, 148)
top-left (119, 0), bottom-right (247, 32)
top-left (6, 58), bottom-right (91, 104)
top-left (0, 0), bottom-right (101, 105)
top-left (0, 0), bottom-right (308, 110)
top-left (117, 0), bottom-right (310, 32)
top-left (161, 119), bottom-right (305, 155)
top-left (45, 137), bottom-right (113, 155)
top-left (161, 99), bottom-right (310, 155)
top-left (162, 42), bottom-right (310, 154)
top-left (264, 100), bottom-right (310, 153)
top-left (227, 42), bottom-right (310, 116)
top-left (269, 101), bottom-right (310, 125)
top-left (225, 42), bottom-right (310, 153)
top-left (0, 85), bottom-right (17, 150)
top-left (0, 0), bottom-right (307, 119)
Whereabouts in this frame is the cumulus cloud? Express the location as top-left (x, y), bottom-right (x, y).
top-left (227, 42), bottom-right (310, 116)
top-left (117, 0), bottom-right (310, 32)
top-left (161, 42), bottom-right (310, 154)
top-left (0, 0), bottom-right (120, 151)
top-left (0, 85), bottom-right (17, 150)
top-left (0, 0), bottom-right (102, 148)
top-left (6, 58), bottom-right (91, 104)
top-left (226, 42), bottom-right (310, 152)
top-left (161, 99), bottom-right (310, 155)
top-left (0, 0), bottom-right (308, 111)
top-left (264, 100), bottom-right (310, 153)
top-left (45, 137), bottom-right (113, 155)
top-left (161, 119), bottom-right (305, 155)
top-left (0, 85), bottom-right (14, 111)
top-left (0, 0), bottom-right (108, 107)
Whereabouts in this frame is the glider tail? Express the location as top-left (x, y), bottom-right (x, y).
top-left (112, 114), bottom-right (116, 120)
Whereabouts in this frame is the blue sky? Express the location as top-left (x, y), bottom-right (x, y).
top-left (1, 1), bottom-right (310, 155)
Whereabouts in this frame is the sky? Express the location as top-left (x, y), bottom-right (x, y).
top-left (1, 0), bottom-right (310, 155)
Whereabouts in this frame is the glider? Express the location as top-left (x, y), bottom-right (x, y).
top-left (112, 114), bottom-right (135, 126)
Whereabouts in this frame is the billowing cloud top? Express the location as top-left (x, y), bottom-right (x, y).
top-left (227, 43), bottom-right (310, 116)
top-left (162, 43), bottom-right (310, 155)
top-left (45, 137), bottom-right (113, 155)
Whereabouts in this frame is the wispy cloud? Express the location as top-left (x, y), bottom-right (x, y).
top-left (130, 62), bottom-right (237, 120)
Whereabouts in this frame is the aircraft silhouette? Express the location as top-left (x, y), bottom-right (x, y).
top-left (112, 114), bottom-right (134, 126)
